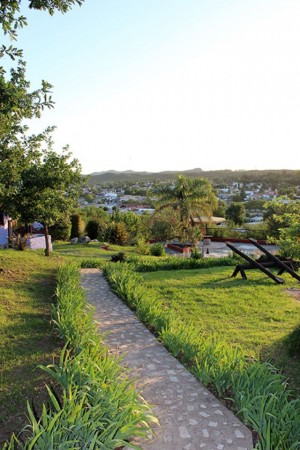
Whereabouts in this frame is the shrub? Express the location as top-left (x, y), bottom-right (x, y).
top-left (70, 213), bottom-right (85, 239)
top-left (111, 251), bottom-right (127, 262)
top-left (136, 238), bottom-right (150, 255)
top-left (12, 233), bottom-right (28, 251)
top-left (106, 222), bottom-right (129, 245)
top-left (49, 219), bottom-right (71, 241)
top-left (149, 243), bottom-right (165, 256)
top-left (190, 247), bottom-right (204, 260)
top-left (85, 217), bottom-right (107, 240)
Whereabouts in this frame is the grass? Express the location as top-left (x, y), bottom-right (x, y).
top-left (141, 266), bottom-right (300, 391)
top-left (2, 241), bottom-right (300, 448)
top-left (4, 264), bottom-right (156, 449)
top-left (53, 241), bottom-right (138, 260)
top-left (0, 244), bottom-right (153, 447)
top-left (0, 250), bottom-right (63, 446)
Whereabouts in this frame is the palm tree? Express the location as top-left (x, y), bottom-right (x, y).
top-left (154, 175), bottom-right (218, 242)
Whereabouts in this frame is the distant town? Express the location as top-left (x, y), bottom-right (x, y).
top-left (79, 169), bottom-right (300, 225)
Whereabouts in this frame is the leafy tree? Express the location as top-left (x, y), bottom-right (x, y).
top-left (213, 199), bottom-right (226, 217)
top-left (83, 193), bottom-right (95, 203)
top-left (109, 210), bottom-right (141, 244)
top-left (154, 175), bottom-right (217, 242)
top-left (0, 0), bottom-right (85, 40)
top-left (49, 217), bottom-right (71, 241)
top-left (0, 61), bottom-right (55, 214)
top-left (149, 208), bottom-right (180, 242)
top-left (276, 223), bottom-right (300, 260)
top-left (81, 206), bottom-right (109, 220)
top-left (135, 212), bottom-right (152, 242)
top-left (225, 202), bottom-right (246, 226)
top-left (264, 197), bottom-right (300, 239)
top-left (15, 147), bottom-right (82, 255)
top-left (244, 199), bottom-right (265, 210)
top-left (118, 211), bottom-right (140, 244)
top-left (0, 0), bottom-right (85, 225)
top-left (277, 186), bottom-right (296, 199)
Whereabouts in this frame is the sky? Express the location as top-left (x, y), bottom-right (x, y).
top-left (5, 0), bottom-right (300, 174)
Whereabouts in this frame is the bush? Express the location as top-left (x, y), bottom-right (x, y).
top-left (49, 219), bottom-right (71, 241)
top-left (111, 251), bottom-right (127, 262)
top-left (85, 217), bottom-right (107, 240)
top-left (136, 238), bottom-right (150, 255)
top-left (11, 233), bottom-right (29, 251)
top-left (190, 247), bottom-right (204, 260)
top-left (106, 222), bottom-right (129, 245)
top-left (149, 243), bottom-right (165, 256)
top-left (70, 213), bottom-right (85, 239)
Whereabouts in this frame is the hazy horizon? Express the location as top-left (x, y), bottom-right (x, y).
top-left (87, 167), bottom-right (299, 176)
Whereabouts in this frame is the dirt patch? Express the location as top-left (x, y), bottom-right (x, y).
top-left (286, 288), bottom-right (300, 301)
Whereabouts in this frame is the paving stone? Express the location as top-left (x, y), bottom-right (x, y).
top-left (81, 269), bottom-right (254, 450)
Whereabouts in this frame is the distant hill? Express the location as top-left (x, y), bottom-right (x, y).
top-left (86, 168), bottom-right (204, 185)
top-left (85, 169), bottom-right (300, 187)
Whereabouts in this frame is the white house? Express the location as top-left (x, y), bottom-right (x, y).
top-left (0, 212), bottom-right (10, 247)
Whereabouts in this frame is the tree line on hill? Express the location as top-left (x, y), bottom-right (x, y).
top-left (86, 169), bottom-right (300, 190)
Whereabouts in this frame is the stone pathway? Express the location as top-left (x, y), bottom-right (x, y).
top-left (81, 269), bottom-right (254, 450)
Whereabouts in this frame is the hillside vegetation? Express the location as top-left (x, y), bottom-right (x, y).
top-left (86, 168), bottom-right (300, 186)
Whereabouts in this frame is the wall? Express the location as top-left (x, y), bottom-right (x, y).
top-left (27, 234), bottom-right (52, 251)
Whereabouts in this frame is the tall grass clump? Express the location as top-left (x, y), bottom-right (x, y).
top-left (128, 255), bottom-right (237, 272)
top-left (104, 262), bottom-right (300, 450)
top-left (3, 264), bottom-right (156, 450)
top-left (80, 258), bottom-right (107, 269)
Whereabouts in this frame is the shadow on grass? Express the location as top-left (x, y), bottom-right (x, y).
top-left (0, 268), bottom-right (61, 446)
top-left (262, 332), bottom-right (300, 397)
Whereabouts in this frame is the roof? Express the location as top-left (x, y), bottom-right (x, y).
top-left (192, 216), bottom-right (226, 224)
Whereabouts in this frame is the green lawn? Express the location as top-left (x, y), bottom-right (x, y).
top-left (53, 241), bottom-right (138, 260)
top-left (141, 266), bottom-right (300, 390)
top-left (0, 242), bottom-right (137, 444)
top-left (0, 250), bottom-right (62, 445)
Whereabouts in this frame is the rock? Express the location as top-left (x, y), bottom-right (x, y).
top-left (71, 238), bottom-right (78, 244)
top-left (79, 236), bottom-right (90, 244)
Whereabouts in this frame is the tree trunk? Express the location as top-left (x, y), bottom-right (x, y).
top-left (44, 224), bottom-right (51, 257)
top-left (8, 219), bottom-right (13, 248)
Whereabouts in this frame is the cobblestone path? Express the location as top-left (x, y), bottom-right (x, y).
top-left (81, 269), bottom-right (254, 450)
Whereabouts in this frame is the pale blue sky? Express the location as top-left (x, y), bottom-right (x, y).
top-left (6, 0), bottom-right (300, 174)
